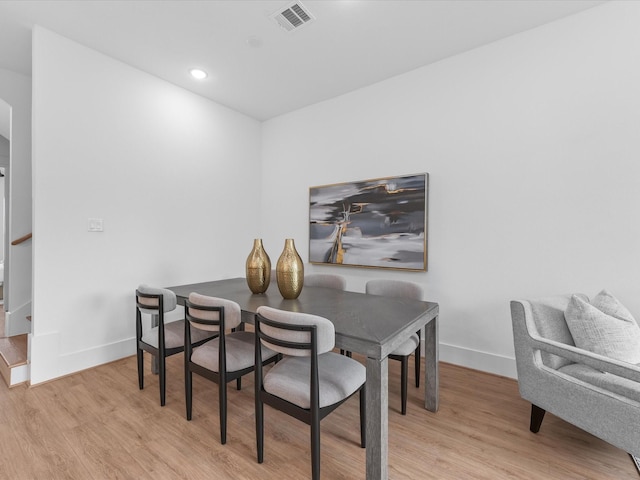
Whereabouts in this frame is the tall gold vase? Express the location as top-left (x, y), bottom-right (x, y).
top-left (276, 238), bottom-right (304, 299)
top-left (246, 239), bottom-right (271, 294)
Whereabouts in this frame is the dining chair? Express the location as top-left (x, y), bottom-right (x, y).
top-left (184, 293), bottom-right (279, 444)
top-left (365, 279), bottom-right (423, 415)
top-left (304, 273), bottom-right (350, 356)
top-left (304, 273), bottom-right (347, 290)
top-left (254, 306), bottom-right (366, 480)
top-left (135, 285), bottom-right (215, 406)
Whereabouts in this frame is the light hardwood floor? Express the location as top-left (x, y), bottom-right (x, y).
top-left (0, 354), bottom-right (635, 479)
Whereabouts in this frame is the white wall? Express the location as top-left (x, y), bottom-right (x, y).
top-left (31, 27), bottom-right (262, 384)
top-left (27, 1), bottom-right (640, 384)
top-left (0, 68), bottom-right (32, 331)
top-left (261, 1), bottom-right (640, 378)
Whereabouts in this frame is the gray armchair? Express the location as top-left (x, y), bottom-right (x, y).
top-left (510, 294), bottom-right (640, 458)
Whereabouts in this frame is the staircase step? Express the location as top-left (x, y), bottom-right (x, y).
top-left (0, 334), bottom-right (28, 387)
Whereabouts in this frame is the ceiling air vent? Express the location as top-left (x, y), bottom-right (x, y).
top-left (271, 2), bottom-right (315, 32)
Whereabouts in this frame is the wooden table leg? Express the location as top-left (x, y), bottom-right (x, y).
top-left (424, 315), bottom-right (439, 412)
top-left (366, 355), bottom-right (388, 480)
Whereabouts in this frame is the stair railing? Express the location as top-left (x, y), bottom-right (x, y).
top-left (11, 233), bottom-right (32, 246)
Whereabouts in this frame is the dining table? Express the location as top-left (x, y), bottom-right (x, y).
top-left (167, 277), bottom-right (439, 480)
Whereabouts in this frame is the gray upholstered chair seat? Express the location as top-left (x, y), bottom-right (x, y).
top-left (264, 351), bottom-right (366, 409)
top-left (141, 320), bottom-right (213, 349)
top-left (184, 294), bottom-right (279, 445)
top-left (558, 363), bottom-right (640, 403)
top-left (136, 285), bottom-right (217, 407)
top-left (255, 306), bottom-right (366, 479)
top-left (192, 331), bottom-right (277, 373)
top-left (392, 333), bottom-right (420, 356)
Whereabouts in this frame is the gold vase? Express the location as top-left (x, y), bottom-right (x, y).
top-left (276, 238), bottom-right (304, 299)
top-left (246, 239), bottom-right (271, 294)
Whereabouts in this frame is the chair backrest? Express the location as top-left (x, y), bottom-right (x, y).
top-left (365, 279), bottom-right (422, 301)
top-left (304, 274), bottom-right (346, 290)
top-left (136, 285), bottom-right (177, 314)
top-left (256, 306), bottom-right (335, 357)
top-left (186, 293), bottom-right (241, 332)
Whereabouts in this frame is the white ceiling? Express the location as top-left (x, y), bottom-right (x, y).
top-left (0, 0), bottom-right (606, 124)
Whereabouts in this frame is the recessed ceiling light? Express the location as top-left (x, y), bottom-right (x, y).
top-left (189, 68), bottom-right (208, 80)
top-left (246, 36), bottom-right (263, 48)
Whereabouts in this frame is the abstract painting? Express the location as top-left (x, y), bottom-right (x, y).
top-left (309, 173), bottom-right (428, 271)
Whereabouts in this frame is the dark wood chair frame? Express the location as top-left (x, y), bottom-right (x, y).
top-left (392, 329), bottom-right (421, 415)
top-left (184, 300), bottom-right (278, 445)
top-left (254, 312), bottom-right (366, 480)
top-left (136, 290), bottom-right (213, 406)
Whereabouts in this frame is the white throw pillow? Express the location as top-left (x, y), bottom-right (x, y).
top-left (565, 290), bottom-right (640, 364)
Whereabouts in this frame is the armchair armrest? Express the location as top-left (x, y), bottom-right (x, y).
top-left (527, 329), bottom-right (640, 383)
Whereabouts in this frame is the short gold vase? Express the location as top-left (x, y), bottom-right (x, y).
top-left (276, 238), bottom-right (304, 299)
top-left (246, 239), bottom-right (271, 294)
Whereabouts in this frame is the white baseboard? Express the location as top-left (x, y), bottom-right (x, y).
top-left (29, 332), bottom-right (136, 386)
top-left (438, 342), bottom-right (517, 379)
top-left (28, 335), bottom-right (517, 385)
top-left (57, 337), bottom-right (136, 381)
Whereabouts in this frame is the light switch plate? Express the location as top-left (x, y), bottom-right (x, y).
top-left (88, 218), bottom-right (104, 232)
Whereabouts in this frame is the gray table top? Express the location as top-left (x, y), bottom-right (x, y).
top-left (167, 277), bottom-right (439, 359)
